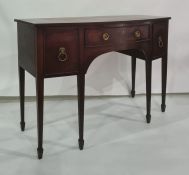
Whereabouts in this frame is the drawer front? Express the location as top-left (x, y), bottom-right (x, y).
top-left (85, 25), bottom-right (150, 47)
top-left (44, 28), bottom-right (79, 76)
top-left (153, 22), bottom-right (168, 58)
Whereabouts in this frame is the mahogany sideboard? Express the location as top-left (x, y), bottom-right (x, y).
top-left (15, 15), bottom-right (171, 159)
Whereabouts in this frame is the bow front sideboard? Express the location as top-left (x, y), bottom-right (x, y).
top-left (15, 15), bottom-right (171, 159)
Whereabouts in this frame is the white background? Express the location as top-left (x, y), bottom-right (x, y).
top-left (0, 0), bottom-right (188, 96)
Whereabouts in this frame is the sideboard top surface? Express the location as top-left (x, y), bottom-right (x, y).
top-left (14, 15), bottom-right (171, 25)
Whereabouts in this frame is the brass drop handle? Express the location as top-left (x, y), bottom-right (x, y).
top-left (57, 47), bottom-right (68, 62)
top-left (134, 30), bottom-right (141, 39)
top-left (158, 36), bottom-right (164, 48)
top-left (102, 33), bottom-right (110, 41)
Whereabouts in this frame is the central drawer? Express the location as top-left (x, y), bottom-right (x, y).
top-left (85, 25), bottom-right (150, 47)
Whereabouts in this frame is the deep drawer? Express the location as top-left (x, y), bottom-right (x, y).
top-left (44, 28), bottom-right (79, 76)
top-left (152, 22), bottom-right (168, 58)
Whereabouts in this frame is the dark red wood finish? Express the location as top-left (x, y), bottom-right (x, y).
top-left (15, 15), bottom-right (171, 159)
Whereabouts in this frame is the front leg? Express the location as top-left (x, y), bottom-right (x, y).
top-left (131, 56), bottom-right (136, 98)
top-left (161, 55), bottom-right (167, 112)
top-left (145, 59), bottom-right (152, 123)
top-left (77, 74), bottom-right (85, 150)
top-left (19, 66), bottom-right (25, 131)
top-left (36, 76), bottom-right (44, 159)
